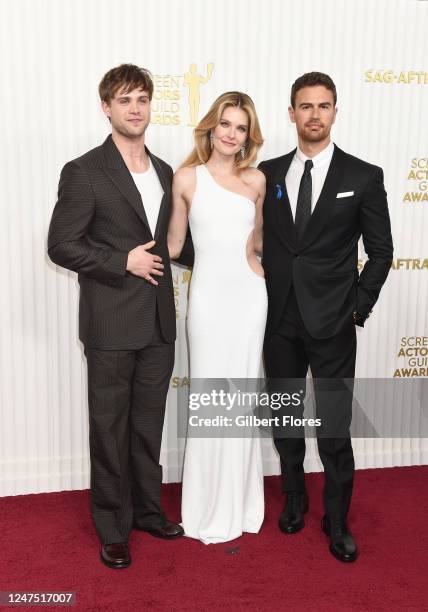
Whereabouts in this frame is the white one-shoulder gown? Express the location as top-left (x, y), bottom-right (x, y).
top-left (181, 164), bottom-right (267, 544)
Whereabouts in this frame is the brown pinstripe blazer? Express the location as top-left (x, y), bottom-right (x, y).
top-left (48, 135), bottom-right (176, 349)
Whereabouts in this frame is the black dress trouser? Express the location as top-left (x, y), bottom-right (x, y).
top-left (85, 314), bottom-right (175, 544)
top-left (264, 287), bottom-right (356, 522)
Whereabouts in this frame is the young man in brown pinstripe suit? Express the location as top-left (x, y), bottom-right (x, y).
top-left (48, 64), bottom-right (188, 569)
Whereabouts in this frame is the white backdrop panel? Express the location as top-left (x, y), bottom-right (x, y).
top-left (0, 0), bottom-right (427, 495)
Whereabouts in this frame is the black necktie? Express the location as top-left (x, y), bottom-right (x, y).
top-left (295, 159), bottom-right (313, 240)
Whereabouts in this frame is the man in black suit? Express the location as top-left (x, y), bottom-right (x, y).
top-left (259, 72), bottom-right (393, 562)
top-left (48, 64), bottom-right (185, 569)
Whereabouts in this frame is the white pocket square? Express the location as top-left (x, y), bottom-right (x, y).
top-left (336, 191), bottom-right (354, 198)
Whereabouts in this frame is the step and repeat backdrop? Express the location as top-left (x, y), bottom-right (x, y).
top-left (0, 0), bottom-right (427, 495)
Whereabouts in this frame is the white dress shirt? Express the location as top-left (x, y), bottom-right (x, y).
top-left (131, 160), bottom-right (164, 236)
top-left (285, 141), bottom-right (334, 220)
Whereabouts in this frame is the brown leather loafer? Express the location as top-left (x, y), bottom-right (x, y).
top-left (135, 520), bottom-right (184, 540)
top-left (100, 542), bottom-right (131, 569)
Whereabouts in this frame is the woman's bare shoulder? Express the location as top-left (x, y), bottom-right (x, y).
top-left (174, 165), bottom-right (198, 178)
top-left (241, 166), bottom-right (265, 183)
top-left (241, 166), bottom-right (266, 188)
top-left (173, 165), bottom-right (198, 189)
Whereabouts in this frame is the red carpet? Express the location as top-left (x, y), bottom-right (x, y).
top-left (1, 466), bottom-right (427, 611)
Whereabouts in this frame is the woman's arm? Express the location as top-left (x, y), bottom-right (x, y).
top-left (167, 167), bottom-right (195, 259)
top-left (253, 169), bottom-right (266, 254)
top-left (244, 168), bottom-right (266, 278)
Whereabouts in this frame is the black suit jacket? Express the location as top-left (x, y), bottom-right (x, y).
top-left (259, 145), bottom-right (393, 339)
top-left (48, 135), bottom-right (176, 349)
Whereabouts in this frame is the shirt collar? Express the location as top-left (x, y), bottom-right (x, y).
top-left (130, 158), bottom-right (152, 176)
top-left (295, 141), bottom-right (334, 168)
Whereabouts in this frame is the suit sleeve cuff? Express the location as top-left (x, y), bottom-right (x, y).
top-left (353, 310), bottom-right (372, 327)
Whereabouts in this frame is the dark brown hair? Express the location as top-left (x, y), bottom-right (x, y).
top-left (290, 72), bottom-right (337, 108)
top-left (98, 64), bottom-right (154, 103)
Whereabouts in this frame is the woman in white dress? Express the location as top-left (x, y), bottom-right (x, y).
top-left (168, 92), bottom-right (267, 544)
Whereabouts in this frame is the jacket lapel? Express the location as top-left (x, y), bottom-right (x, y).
top-left (102, 135), bottom-right (151, 234)
top-left (270, 150), bottom-right (297, 248)
top-left (299, 144), bottom-right (347, 250)
top-left (148, 152), bottom-right (169, 241)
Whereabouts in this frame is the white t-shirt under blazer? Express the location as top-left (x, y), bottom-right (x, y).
top-left (131, 159), bottom-right (164, 236)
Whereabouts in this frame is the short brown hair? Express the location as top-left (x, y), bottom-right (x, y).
top-left (290, 72), bottom-right (337, 108)
top-left (98, 63), bottom-right (154, 103)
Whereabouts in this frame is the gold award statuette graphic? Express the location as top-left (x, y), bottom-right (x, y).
top-left (151, 63), bottom-right (214, 127)
top-left (184, 63), bottom-right (214, 126)
top-left (403, 158), bottom-right (428, 203)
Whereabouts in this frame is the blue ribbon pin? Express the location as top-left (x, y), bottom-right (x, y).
top-left (275, 184), bottom-right (283, 200)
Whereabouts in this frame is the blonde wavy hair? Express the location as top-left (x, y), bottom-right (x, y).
top-left (181, 91), bottom-right (264, 170)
